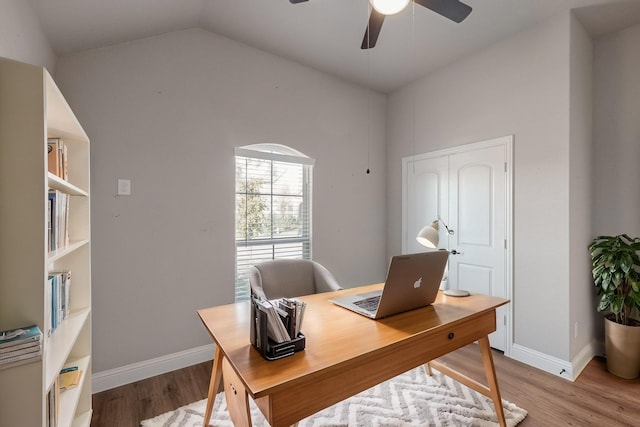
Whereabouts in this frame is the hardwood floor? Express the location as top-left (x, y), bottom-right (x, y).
top-left (90, 344), bottom-right (639, 427)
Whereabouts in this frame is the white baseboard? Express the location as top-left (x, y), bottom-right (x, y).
top-left (92, 343), bottom-right (215, 393)
top-left (509, 342), bottom-right (599, 381)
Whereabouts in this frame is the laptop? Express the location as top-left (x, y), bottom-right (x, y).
top-left (329, 250), bottom-right (449, 319)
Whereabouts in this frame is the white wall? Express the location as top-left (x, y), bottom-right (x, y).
top-left (387, 14), bottom-right (576, 365)
top-left (592, 22), bottom-right (640, 339)
top-left (568, 15), bottom-right (595, 361)
top-left (593, 23), bottom-right (640, 238)
top-left (0, 0), bottom-right (55, 71)
top-left (54, 28), bottom-right (387, 373)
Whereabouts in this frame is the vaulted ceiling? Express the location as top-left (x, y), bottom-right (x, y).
top-left (31, 0), bottom-right (640, 93)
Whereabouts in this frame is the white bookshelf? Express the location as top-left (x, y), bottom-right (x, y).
top-left (0, 58), bottom-right (92, 427)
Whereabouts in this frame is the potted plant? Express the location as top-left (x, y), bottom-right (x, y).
top-left (589, 234), bottom-right (640, 379)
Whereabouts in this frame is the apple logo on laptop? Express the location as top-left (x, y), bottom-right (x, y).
top-left (413, 277), bottom-right (422, 288)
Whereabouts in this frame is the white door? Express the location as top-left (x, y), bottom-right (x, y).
top-left (403, 136), bottom-right (512, 352)
top-left (448, 145), bottom-right (507, 351)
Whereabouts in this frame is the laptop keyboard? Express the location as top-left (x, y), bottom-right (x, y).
top-left (353, 295), bottom-right (381, 312)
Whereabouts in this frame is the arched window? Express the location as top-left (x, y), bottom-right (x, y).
top-left (234, 144), bottom-right (315, 301)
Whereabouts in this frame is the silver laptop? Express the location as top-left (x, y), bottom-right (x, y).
top-left (329, 251), bottom-right (449, 319)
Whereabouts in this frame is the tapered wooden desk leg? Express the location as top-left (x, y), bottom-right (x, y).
top-left (478, 337), bottom-right (507, 427)
top-left (222, 357), bottom-right (252, 427)
top-left (202, 346), bottom-right (223, 427)
top-left (424, 362), bottom-right (433, 376)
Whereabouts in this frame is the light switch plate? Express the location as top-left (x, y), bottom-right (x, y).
top-left (117, 179), bottom-right (131, 196)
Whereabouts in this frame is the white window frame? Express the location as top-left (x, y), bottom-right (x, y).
top-left (234, 144), bottom-right (314, 301)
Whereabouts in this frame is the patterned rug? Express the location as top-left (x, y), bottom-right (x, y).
top-left (141, 367), bottom-right (527, 426)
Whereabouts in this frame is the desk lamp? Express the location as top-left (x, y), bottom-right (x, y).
top-left (416, 219), bottom-right (470, 297)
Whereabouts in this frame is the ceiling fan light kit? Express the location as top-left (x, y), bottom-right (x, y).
top-left (290, 0), bottom-right (472, 49)
top-left (370, 0), bottom-right (411, 16)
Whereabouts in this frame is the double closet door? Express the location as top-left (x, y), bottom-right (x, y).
top-left (403, 136), bottom-right (513, 352)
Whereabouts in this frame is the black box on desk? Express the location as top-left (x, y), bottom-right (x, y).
top-left (250, 297), bottom-right (305, 360)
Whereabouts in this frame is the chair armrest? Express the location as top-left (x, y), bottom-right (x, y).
top-left (248, 267), bottom-right (268, 300)
top-left (313, 262), bottom-right (343, 293)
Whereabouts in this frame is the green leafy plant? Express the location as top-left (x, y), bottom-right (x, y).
top-left (589, 234), bottom-right (640, 326)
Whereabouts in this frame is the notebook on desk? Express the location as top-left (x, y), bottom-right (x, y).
top-left (329, 251), bottom-right (449, 319)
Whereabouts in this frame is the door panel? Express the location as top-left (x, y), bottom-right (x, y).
top-left (449, 146), bottom-right (506, 350)
top-left (404, 157), bottom-right (448, 255)
top-left (458, 264), bottom-right (493, 295)
top-left (458, 164), bottom-right (492, 246)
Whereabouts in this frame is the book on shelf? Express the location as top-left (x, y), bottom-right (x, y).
top-left (47, 190), bottom-right (69, 253)
top-left (47, 138), bottom-right (67, 180)
top-left (48, 191), bottom-right (56, 252)
top-left (50, 271), bottom-right (71, 320)
top-left (59, 365), bottom-right (82, 390)
top-left (47, 376), bottom-right (60, 427)
top-left (47, 138), bottom-right (61, 177)
top-left (47, 271), bottom-right (71, 335)
top-left (46, 276), bottom-right (53, 335)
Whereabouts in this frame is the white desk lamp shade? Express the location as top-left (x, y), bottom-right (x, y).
top-left (370, 0), bottom-right (411, 15)
top-left (416, 221), bottom-right (440, 248)
top-left (415, 220), bottom-right (469, 297)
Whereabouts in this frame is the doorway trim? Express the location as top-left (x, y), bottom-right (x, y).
top-left (402, 135), bottom-right (514, 356)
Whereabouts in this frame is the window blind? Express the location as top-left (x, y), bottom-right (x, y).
top-left (235, 151), bottom-right (312, 301)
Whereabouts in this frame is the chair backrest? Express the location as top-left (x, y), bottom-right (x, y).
top-left (250, 259), bottom-right (341, 300)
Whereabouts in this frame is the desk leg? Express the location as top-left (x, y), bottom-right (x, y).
top-left (202, 346), bottom-right (223, 427)
top-left (424, 362), bottom-right (433, 376)
top-left (478, 336), bottom-right (507, 427)
top-left (222, 357), bottom-right (253, 427)
top-left (428, 338), bottom-right (507, 427)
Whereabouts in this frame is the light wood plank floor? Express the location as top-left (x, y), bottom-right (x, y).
top-left (90, 344), bottom-right (639, 426)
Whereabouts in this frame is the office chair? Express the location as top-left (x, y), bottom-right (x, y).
top-left (249, 259), bottom-right (342, 300)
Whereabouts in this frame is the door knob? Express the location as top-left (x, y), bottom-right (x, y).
top-left (451, 249), bottom-right (463, 255)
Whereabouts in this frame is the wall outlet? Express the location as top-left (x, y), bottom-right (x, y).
top-left (117, 179), bottom-right (131, 196)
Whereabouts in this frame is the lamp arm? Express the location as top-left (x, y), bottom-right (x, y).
top-left (437, 217), bottom-right (454, 235)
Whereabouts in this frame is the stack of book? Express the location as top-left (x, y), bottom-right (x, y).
top-left (0, 325), bottom-right (43, 370)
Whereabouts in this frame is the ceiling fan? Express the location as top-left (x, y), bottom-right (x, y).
top-left (290, 0), bottom-right (472, 49)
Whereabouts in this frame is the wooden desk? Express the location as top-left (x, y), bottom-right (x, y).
top-left (197, 284), bottom-right (509, 427)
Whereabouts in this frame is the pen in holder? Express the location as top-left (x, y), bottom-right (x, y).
top-left (250, 297), bottom-right (305, 361)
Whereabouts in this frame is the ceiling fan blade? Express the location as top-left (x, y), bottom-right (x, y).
top-left (414, 0), bottom-right (472, 23)
top-left (289, 0), bottom-right (309, 3)
top-left (361, 9), bottom-right (385, 49)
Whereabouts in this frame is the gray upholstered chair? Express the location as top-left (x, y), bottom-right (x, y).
top-left (249, 259), bottom-right (342, 300)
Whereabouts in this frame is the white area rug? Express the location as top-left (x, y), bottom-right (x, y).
top-left (141, 367), bottom-right (527, 426)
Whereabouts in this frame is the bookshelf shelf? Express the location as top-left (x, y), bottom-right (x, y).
top-left (0, 58), bottom-right (92, 427)
top-left (70, 410), bottom-right (92, 427)
top-left (48, 240), bottom-right (90, 263)
top-left (48, 173), bottom-right (88, 196)
top-left (45, 310), bottom-right (91, 389)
